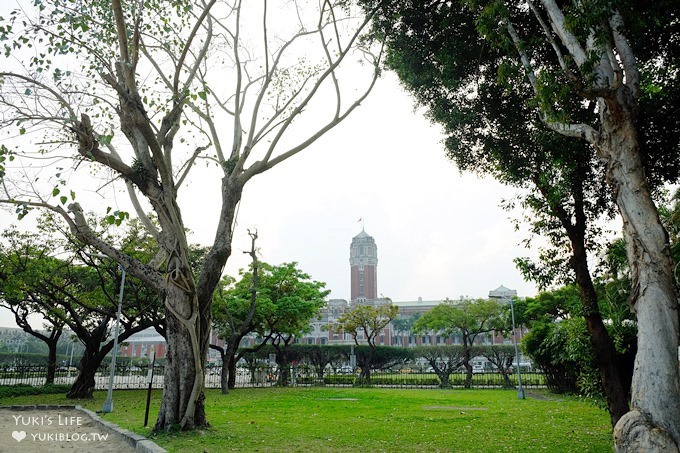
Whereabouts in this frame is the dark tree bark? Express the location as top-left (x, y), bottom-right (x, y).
top-left (537, 173), bottom-right (632, 426)
top-left (67, 342), bottom-right (109, 399)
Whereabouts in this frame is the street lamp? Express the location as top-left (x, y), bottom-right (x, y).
top-left (94, 254), bottom-right (126, 413)
top-left (508, 297), bottom-right (525, 399)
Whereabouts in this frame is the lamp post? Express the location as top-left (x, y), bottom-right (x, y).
top-left (67, 337), bottom-right (76, 380)
top-left (102, 262), bottom-right (126, 413)
top-left (508, 297), bottom-right (525, 399)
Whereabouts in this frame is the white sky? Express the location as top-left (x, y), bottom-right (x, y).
top-left (0, 72), bottom-right (539, 327)
top-left (0, 3), bottom-right (541, 328)
top-left (184, 72), bottom-right (539, 303)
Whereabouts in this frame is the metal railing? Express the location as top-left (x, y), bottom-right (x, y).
top-left (0, 364), bottom-right (545, 391)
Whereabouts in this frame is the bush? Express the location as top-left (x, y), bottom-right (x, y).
top-left (0, 384), bottom-right (71, 398)
top-left (369, 375), bottom-right (440, 386)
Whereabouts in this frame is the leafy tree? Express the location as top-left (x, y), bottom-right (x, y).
top-left (365, 0), bottom-right (638, 425)
top-left (292, 344), bottom-right (346, 382)
top-left (255, 262), bottom-right (328, 387)
top-left (352, 345), bottom-right (413, 379)
top-left (491, 2), bottom-right (680, 448)
top-left (522, 321), bottom-right (580, 394)
top-left (0, 236), bottom-right (64, 384)
top-left (0, 0), bottom-right (382, 431)
top-left (365, 1), bottom-right (680, 441)
top-left (414, 298), bottom-right (503, 388)
top-left (210, 231), bottom-right (260, 393)
top-left (521, 285), bottom-right (636, 400)
top-left (477, 345), bottom-right (516, 388)
top-left (335, 302), bottom-right (399, 383)
top-left (0, 221), bottom-right (164, 398)
top-left (414, 345), bottom-right (465, 388)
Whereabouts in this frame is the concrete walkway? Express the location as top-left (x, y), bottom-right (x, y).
top-left (0, 405), bottom-right (165, 453)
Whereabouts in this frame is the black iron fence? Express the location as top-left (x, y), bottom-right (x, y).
top-left (0, 364), bottom-right (545, 390)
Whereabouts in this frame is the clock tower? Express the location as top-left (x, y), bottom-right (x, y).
top-left (350, 229), bottom-right (378, 302)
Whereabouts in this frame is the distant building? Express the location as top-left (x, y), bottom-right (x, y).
top-left (125, 231), bottom-right (527, 361)
top-left (488, 285), bottom-right (518, 301)
top-left (118, 328), bottom-right (167, 360)
top-left (349, 229), bottom-right (378, 303)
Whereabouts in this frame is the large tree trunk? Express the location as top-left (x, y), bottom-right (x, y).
top-left (154, 287), bottom-right (208, 431)
top-left (602, 95), bottom-right (680, 451)
top-left (570, 230), bottom-right (631, 425)
top-left (541, 160), bottom-right (632, 425)
top-left (463, 336), bottom-right (472, 389)
top-left (228, 351), bottom-right (239, 390)
top-left (45, 340), bottom-right (59, 385)
top-left (67, 346), bottom-right (107, 399)
top-left (220, 351), bottom-right (229, 394)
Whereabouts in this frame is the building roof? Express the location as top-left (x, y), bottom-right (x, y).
top-left (352, 229), bottom-right (372, 240)
top-left (391, 298), bottom-right (444, 309)
top-left (488, 285), bottom-right (518, 299)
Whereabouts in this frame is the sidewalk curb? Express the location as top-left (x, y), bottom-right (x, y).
top-left (4, 405), bottom-right (166, 453)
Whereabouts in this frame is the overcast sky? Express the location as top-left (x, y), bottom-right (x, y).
top-left (0, 71), bottom-right (539, 327)
top-left (0, 2), bottom-right (542, 328)
top-left (181, 72), bottom-right (539, 303)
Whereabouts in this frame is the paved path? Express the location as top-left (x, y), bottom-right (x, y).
top-left (0, 406), bottom-right (164, 453)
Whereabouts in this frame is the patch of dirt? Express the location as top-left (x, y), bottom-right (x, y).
top-left (0, 407), bottom-right (136, 453)
top-left (526, 392), bottom-right (564, 401)
top-left (423, 406), bottom-right (488, 411)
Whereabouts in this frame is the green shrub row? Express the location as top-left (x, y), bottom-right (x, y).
top-left (0, 383), bottom-right (71, 398)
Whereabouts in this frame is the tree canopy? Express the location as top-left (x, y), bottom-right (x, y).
top-left (0, 0), bottom-right (382, 431)
top-left (414, 298), bottom-right (503, 388)
top-left (365, 0), bottom-right (680, 447)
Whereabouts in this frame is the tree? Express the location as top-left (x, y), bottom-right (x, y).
top-left (521, 285), bottom-right (636, 399)
top-left (366, 1), bottom-right (680, 446)
top-left (294, 344), bottom-right (346, 382)
top-left (0, 236), bottom-right (64, 384)
top-left (479, 345), bottom-right (517, 388)
top-left (210, 231), bottom-right (260, 393)
top-left (336, 302), bottom-right (398, 383)
top-left (367, 0), bottom-right (639, 425)
top-left (215, 260), bottom-right (328, 388)
top-left (414, 298), bottom-right (503, 388)
top-left (472, 3), bottom-right (680, 449)
top-left (0, 0), bottom-right (383, 431)
top-left (257, 263), bottom-right (329, 387)
top-left (414, 345), bottom-right (465, 388)
top-left (0, 219), bottom-right (164, 398)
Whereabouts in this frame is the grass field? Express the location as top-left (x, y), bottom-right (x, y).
top-left (0, 387), bottom-right (613, 452)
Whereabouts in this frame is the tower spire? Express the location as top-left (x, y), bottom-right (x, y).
top-left (349, 228), bottom-right (377, 303)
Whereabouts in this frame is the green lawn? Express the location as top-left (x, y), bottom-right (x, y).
top-left (0, 387), bottom-right (613, 452)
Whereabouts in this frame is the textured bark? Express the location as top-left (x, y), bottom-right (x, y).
top-left (45, 341), bottom-right (59, 385)
top-left (154, 284), bottom-right (208, 431)
top-left (66, 346), bottom-right (107, 399)
top-left (598, 93), bottom-right (680, 452)
top-left (462, 333), bottom-right (473, 389)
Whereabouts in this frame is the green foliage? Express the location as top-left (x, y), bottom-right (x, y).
top-left (353, 344), bottom-right (414, 370)
top-left (520, 283), bottom-right (636, 400)
top-left (336, 303), bottom-right (399, 348)
top-left (413, 298), bottom-right (504, 343)
top-left (0, 383), bottom-right (70, 398)
top-left (253, 262), bottom-right (329, 342)
top-left (413, 344), bottom-right (466, 388)
top-left (0, 214), bottom-right (164, 388)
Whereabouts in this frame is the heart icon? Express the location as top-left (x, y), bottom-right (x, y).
top-left (12, 430), bottom-right (26, 442)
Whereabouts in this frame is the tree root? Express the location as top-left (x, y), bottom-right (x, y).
top-left (614, 410), bottom-right (679, 452)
